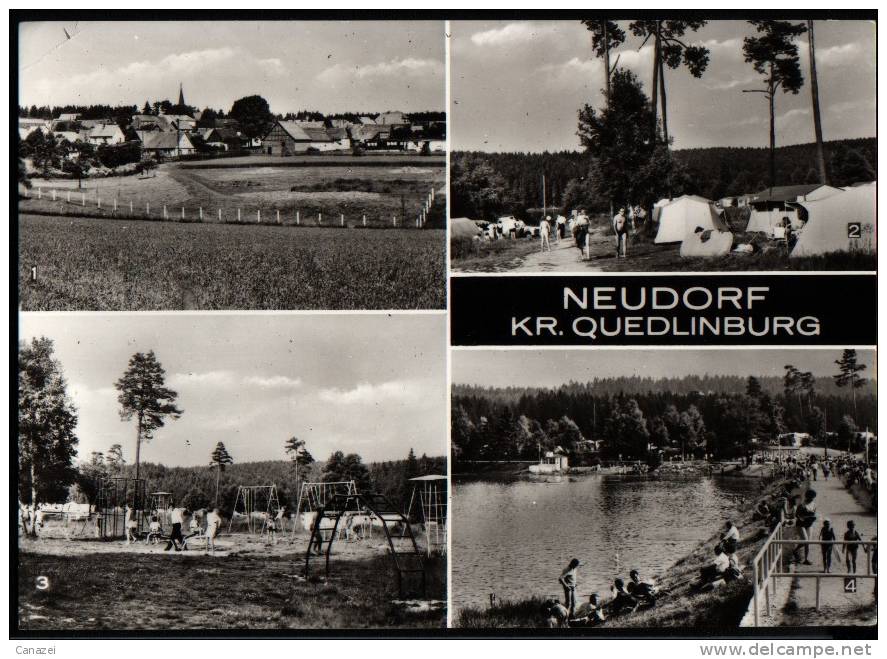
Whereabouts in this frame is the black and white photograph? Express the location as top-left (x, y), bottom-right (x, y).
top-left (17, 20), bottom-right (446, 310)
top-left (449, 19), bottom-right (876, 273)
top-left (17, 313), bottom-right (447, 630)
top-left (450, 348), bottom-right (876, 630)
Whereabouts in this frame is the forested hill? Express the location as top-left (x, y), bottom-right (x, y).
top-left (453, 373), bottom-right (874, 403)
top-left (76, 455), bottom-right (445, 516)
top-left (451, 137), bottom-right (876, 218)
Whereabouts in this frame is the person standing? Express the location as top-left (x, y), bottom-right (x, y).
top-left (843, 520), bottom-right (864, 574)
top-left (797, 490), bottom-right (818, 565)
top-left (819, 519), bottom-right (839, 573)
top-left (165, 505), bottom-right (186, 551)
top-left (613, 208), bottom-right (628, 258)
top-left (559, 558), bottom-right (581, 618)
top-left (540, 215), bottom-right (552, 253)
top-left (205, 507), bottom-right (221, 556)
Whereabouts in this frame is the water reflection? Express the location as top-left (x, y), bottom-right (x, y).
top-left (452, 473), bottom-right (758, 611)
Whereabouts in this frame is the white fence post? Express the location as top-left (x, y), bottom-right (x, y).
top-left (237, 208), bottom-right (241, 222)
top-left (181, 207), bottom-right (185, 221)
top-left (67, 191), bottom-right (71, 203)
top-left (296, 211), bottom-right (300, 225)
top-left (82, 193), bottom-right (86, 206)
top-left (37, 188), bottom-right (41, 199)
top-left (51, 189), bottom-right (56, 201)
top-left (318, 212), bottom-right (322, 225)
top-left (257, 209), bottom-right (261, 223)
top-left (97, 197), bottom-right (101, 209)
top-left (130, 201), bottom-right (133, 215)
top-left (340, 213), bottom-right (344, 227)
top-left (113, 199), bottom-right (118, 212)
top-left (218, 208), bottom-right (222, 223)
top-left (163, 205), bottom-right (168, 220)
top-left (392, 214), bottom-right (396, 227)
top-left (147, 202), bottom-right (150, 217)
top-left (362, 214), bottom-right (366, 227)
top-left (276, 210), bottom-right (281, 224)
top-left (199, 207), bottom-right (203, 221)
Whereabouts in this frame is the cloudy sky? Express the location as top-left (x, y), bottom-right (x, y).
top-left (20, 313), bottom-right (446, 468)
top-left (453, 348), bottom-right (876, 389)
top-left (451, 19), bottom-right (875, 152)
top-left (19, 20), bottom-right (444, 113)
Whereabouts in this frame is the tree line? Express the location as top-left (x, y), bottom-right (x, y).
top-left (452, 352), bottom-right (875, 464)
top-left (18, 336), bottom-right (444, 514)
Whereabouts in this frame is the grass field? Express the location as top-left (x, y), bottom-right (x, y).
top-left (19, 214), bottom-right (445, 310)
top-left (18, 535), bottom-right (446, 630)
top-left (24, 156), bottom-right (445, 229)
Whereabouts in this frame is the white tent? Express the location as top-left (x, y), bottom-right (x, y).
top-left (450, 217), bottom-right (483, 240)
top-left (654, 195), bottom-right (728, 244)
top-left (745, 184), bottom-right (843, 234)
top-left (680, 228), bottom-right (734, 258)
top-left (791, 183), bottom-right (876, 258)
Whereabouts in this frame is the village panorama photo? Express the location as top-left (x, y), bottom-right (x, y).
top-left (17, 20), bottom-right (447, 310)
top-left (448, 19), bottom-right (876, 273)
top-left (17, 313), bottom-right (448, 631)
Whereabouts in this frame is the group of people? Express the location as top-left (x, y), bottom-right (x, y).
top-left (127, 504), bottom-right (223, 554)
top-left (543, 559), bottom-right (661, 627)
top-left (538, 210), bottom-right (590, 256)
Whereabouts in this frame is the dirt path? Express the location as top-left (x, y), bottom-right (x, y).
top-left (514, 234), bottom-right (606, 272)
top-left (771, 475), bottom-right (877, 626)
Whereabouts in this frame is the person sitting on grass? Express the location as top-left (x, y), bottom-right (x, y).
top-left (721, 520), bottom-right (741, 554)
top-left (542, 598), bottom-right (570, 628)
top-left (819, 519), bottom-right (840, 573)
top-left (558, 559), bottom-right (581, 618)
top-left (753, 498), bottom-right (771, 522)
top-left (694, 545), bottom-right (730, 591)
top-left (628, 569), bottom-right (659, 604)
top-left (573, 593), bottom-right (606, 625)
top-left (146, 516), bottom-right (162, 545)
top-left (843, 520), bottom-right (865, 574)
top-left (609, 578), bottom-right (640, 615)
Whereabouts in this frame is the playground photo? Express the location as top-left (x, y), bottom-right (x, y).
top-left (449, 19), bottom-right (876, 273)
top-left (17, 20), bottom-right (446, 310)
top-left (450, 348), bottom-right (876, 630)
top-left (17, 313), bottom-right (448, 631)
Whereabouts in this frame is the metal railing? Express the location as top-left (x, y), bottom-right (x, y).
top-left (751, 521), bottom-right (877, 625)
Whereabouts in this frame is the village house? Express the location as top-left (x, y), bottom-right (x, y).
top-left (140, 131), bottom-right (196, 158)
top-left (377, 110), bottom-right (405, 125)
top-left (261, 120), bottom-right (349, 155)
top-left (86, 124), bottom-right (127, 146)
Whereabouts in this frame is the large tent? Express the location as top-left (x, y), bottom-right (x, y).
top-left (450, 217), bottom-right (483, 240)
top-left (791, 183), bottom-right (876, 258)
top-left (653, 195), bottom-right (728, 244)
top-left (745, 184), bottom-right (843, 234)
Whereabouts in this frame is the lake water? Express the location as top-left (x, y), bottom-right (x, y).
top-left (452, 473), bottom-right (760, 611)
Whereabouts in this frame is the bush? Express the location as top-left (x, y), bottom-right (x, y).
top-left (97, 141), bottom-right (142, 169)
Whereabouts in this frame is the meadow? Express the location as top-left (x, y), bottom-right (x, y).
top-left (18, 536), bottom-right (446, 631)
top-left (19, 214), bottom-right (445, 310)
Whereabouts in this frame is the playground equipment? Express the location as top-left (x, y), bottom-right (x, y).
top-left (95, 477), bottom-right (148, 539)
top-left (406, 475), bottom-right (447, 554)
top-left (228, 484), bottom-right (281, 534)
top-left (149, 491), bottom-right (172, 529)
top-left (291, 481), bottom-right (357, 537)
top-left (304, 492), bottom-right (426, 598)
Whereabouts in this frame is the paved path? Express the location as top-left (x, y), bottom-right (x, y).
top-left (771, 474), bottom-right (877, 625)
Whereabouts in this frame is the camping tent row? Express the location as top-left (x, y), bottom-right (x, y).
top-left (790, 182), bottom-right (876, 258)
top-left (745, 184), bottom-right (844, 234)
top-left (653, 195), bottom-right (734, 256)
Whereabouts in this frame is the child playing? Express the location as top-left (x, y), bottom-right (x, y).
top-left (843, 520), bottom-right (864, 574)
top-left (147, 515), bottom-right (162, 545)
top-left (819, 519), bottom-right (839, 573)
top-left (125, 505), bottom-right (137, 545)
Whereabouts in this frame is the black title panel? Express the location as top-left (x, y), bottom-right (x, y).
top-left (451, 275), bottom-right (877, 346)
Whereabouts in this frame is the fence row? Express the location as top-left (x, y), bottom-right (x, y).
top-left (20, 184), bottom-right (439, 229)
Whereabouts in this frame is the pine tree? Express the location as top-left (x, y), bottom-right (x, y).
top-left (115, 350), bottom-right (183, 481)
top-left (834, 349), bottom-right (867, 418)
top-left (209, 442), bottom-right (234, 507)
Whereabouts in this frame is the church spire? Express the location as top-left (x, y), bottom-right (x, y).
top-left (178, 83), bottom-right (185, 107)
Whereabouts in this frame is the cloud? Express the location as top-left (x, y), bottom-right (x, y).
top-left (317, 379), bottom-right (430, 405)
top-left (243, 375), bottom-right (302, 389)
top-left (316, 57), bottom-right (442, 84)
top-left (470, 22), bottom-right (559, 47)
top-left (169, 371), bottom-right (301, 390)
top-left (815, 42), bottom-right (862, 67)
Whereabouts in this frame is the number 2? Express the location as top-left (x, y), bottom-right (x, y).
top-left (36, 575), bottom-right (49, 590)
top-left (848, 224), bottom-right (861, 239)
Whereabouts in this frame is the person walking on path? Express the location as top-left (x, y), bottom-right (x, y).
top-left (165, 506), bottom-right (187, 551)
top-left (818, 519), bottom-right (839, 573)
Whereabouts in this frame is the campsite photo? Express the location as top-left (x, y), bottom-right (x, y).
top-left (450, 348), bottom-right (877, 630)
top-left (449, 19), bottom-right (876, 273)
top-left (16, 20), bottom-right (446, 310)
top-left (16, 313), bottom-right (448, 631)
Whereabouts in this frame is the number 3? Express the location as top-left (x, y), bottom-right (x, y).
top-left (36, 576), bottom-right (49, 590)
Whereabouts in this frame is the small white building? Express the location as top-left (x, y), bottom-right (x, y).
top-left (529, 448), bottom-right (569, 474)
top-left (87, 124), bottom-right (126, 146)
top-left (140, 131), bottom-right (196, 158)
